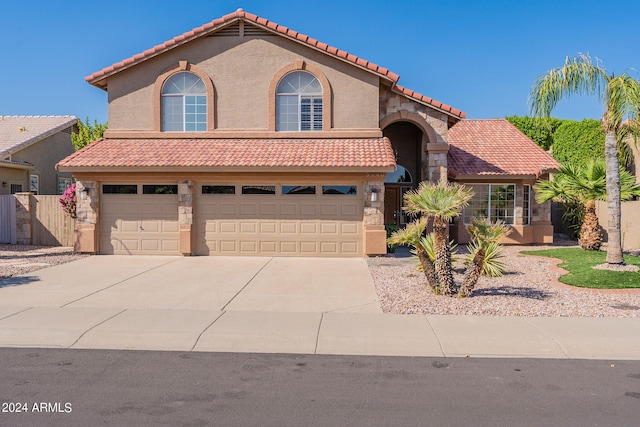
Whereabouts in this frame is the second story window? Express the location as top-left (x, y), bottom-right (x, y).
top-left (276, 71), bottom-right (322, 131)
top-left (161, 72), bottom-right (207, 131)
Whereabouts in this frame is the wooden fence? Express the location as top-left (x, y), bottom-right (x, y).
top-left (0, 195), bottom-right (17, 244)
top-left (0, 194), bottom-right (75, 247)
top-left (30, 195), bottom-right (76, 246)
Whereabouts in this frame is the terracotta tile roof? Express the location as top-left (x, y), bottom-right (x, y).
top-left (56, 138), bottom-right (396, 171)
top-left (393, 85), bottom-right (465, 118)
top-left (85, 9), bottom-right (464, 119)
top-left (447, 119), bottom-right (560, 178)
top-left (0, 116), bottom-right (77, 158)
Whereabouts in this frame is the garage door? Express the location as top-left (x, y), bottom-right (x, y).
top-left (100, 184), bottom-right (180, 255)
top-left (195, 184), bottom-right (363, 256)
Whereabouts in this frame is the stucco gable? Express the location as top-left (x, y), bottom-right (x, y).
top-left (86, 9), bottom-right (464, 120)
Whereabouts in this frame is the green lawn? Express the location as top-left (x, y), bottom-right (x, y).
top-left (520, 248), bottom-right (640, 289)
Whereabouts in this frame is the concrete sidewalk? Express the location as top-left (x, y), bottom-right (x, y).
top-left (0, 256), bottom-right (639, 359)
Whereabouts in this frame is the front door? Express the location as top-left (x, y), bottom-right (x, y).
top-left (384, 185), bottom-right (413, 227)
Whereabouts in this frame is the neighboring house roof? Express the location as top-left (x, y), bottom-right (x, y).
top-left (447, 119), bottom-right (560, 178)
top-left (56, 138), bottom-right (396, 172)
top-left (0, 116), bottom-right (78, 159)
top-left (85, 8), bottom-right (465, 119)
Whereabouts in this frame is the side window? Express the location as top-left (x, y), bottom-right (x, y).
top-left (29, 174), bottom-right (39, 195)
top-left (276, 71), bottom-right (322, 131)
top-left (161, 72), bottom-right (207, 131)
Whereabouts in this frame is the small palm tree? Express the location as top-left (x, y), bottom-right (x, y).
top-left (530, 53), bottom-right (640, 264)
top-left (534, 159), bottom-right (640, 250)
top-left (403, 182), bottom-right (473, 295)
top-left (458, 218), bottom-right (512, 297)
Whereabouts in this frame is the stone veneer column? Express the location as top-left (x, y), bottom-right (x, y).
top-left (74, 180), bottom-right (98, 253)
top-left (178, 180), bottom-right (193, 255)
top-left (426, 143), bottom-right (449, 184)
top-left (14, 193), bottom-right (32, 245)
top-left (363, 174), bottom-right (386, 255)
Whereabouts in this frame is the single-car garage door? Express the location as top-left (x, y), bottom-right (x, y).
top-left (100, 184), bottom-right (180, 255)
top-left (195, 183), bottom-right (363, 256)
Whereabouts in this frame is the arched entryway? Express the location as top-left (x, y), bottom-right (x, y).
top-left (382, 121), bottom-right (424, 227)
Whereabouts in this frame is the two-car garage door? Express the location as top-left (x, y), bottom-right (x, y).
top-left (100, 183), bottom-right (363, 256)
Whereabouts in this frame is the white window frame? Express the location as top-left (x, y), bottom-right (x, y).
top-left (276, 71), bottom-right (323, 131)
top-left (161, 72), bottom-right (207, 132)
top-left (463, 183), bottom-right (516, 225)
top-left (523, 184), bottom-right (531, 225)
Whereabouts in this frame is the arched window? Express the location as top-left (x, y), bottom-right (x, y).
top-left (276, 71), bottom-right (322, 131)
top-left (385, 165), bottom-right (413, 183)
top-left (161, 72), bottom-right (207, 131)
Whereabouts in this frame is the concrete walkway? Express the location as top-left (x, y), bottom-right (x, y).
top-left (0, 256), bottom-right (639, 359)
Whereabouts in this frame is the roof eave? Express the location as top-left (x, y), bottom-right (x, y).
top-left (57, 165), bottom-right (396, 173)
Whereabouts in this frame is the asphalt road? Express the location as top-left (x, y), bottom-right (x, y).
top-left (1, 348), bottom-right (639, 426)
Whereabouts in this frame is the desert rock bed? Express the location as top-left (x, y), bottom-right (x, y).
top-left (0, 245), bottom-right (89, 280)
top-left (368, 244), bottom-right (640, 318)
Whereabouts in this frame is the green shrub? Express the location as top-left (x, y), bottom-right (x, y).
top-left (552, 119), bottom-right (604, 166)
top-left (505, 115), bottom-right (564, 150)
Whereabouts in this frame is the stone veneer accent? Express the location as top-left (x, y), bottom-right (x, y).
top-left (74, 180), bottom-right (98, 253)
top-left (14, 193), bottom-right (31, 245)
top-left (178, 180), bottom-right (193, 255)
top-left (379, 87), bottom-right (450, 145)
top-left (363, 174), bottom-right (386, 255)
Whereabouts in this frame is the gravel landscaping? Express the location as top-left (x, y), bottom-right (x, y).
top-left (0, 245), bottom-right (89, 280)
top-left (368, 239), bottom-right (640, 318)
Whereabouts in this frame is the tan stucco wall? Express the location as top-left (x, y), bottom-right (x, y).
top-left (0, 167), bottom-right (28, 195)
top-left (3, 131), bottom-right (74, 195)
top-left (596, 200), bottom-right (640, 252)
top-left (106, 35), bottom-right (380, 132)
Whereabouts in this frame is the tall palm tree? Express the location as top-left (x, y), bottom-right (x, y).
top-left (402, 181), bottom-right (473, 295)
top-left (529, 53), bottom-right (640, 264)
top-left (535, 159), bottom-right (640, 250)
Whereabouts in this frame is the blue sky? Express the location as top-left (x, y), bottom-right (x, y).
top-left (1, 0), bottom-right (638, 124)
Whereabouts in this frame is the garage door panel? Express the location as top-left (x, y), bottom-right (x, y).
top-left (300, 204), bottom-right (317, 216)
top-left (300, 241), bottom-right (318, 254)
top-left (260, 204), bottom-right (277, 215)
top-left (100, 191), bottom-right (179, 255)
top-left (260, 222), bottom-right (277, 234)
top-left (341, 223), bottom-right (359, 235)
top-left (281, 204), bottom-right (297, 215)
top-left (195, 183), bottom-right (362, 257)
top-left (300, 223), bottom-right (317, 234)
top-left (320, 205), bottom-right (338, 216)
top-left (120, 221), bottom-right (139, 232)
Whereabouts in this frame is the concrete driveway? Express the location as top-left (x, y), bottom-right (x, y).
top-left (0, 256), bottom-right (381, 313)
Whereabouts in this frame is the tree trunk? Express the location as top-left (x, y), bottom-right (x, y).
top-left (604, 130), bottom-right (624, 264)
top-left (433, 218), bottom-right (455, 295)
top-left (458, 248), bottom-right (485, 298)
top-left (578, 200), bottom-right (602, 250)
top-left (415, 246), bottom-right (440, 294)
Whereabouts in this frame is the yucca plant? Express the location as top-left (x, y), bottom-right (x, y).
top-left (403, 182), bottom-right (473, 295)
top-left (458, 218), bottom-right (512, 297)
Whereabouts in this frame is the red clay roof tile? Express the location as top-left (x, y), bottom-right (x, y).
top-left (84, 9), bottom-right (464, 119)
top-left (57, 138), bottom-right (396, 171)
top-left (447, 119), bottom-right (560, 177)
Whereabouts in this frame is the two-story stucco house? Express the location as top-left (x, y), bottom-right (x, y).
top-left (57, 9), bottom-right (559, 256)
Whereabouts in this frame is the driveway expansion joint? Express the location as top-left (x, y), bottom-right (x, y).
top-left (69, 308), bottom-right (128, 349)
top-left (220, 257), bottom-right (273, 311)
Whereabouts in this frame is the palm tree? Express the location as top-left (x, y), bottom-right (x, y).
top-left (529, 53), bottom-right (640, 264)
top-left (534, 159), bottom-right (640, 250)
top-left (402, 182), bottom-right (473, 295)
